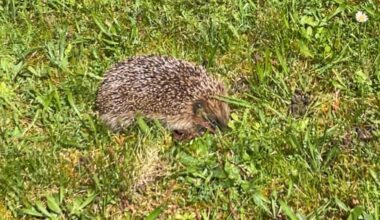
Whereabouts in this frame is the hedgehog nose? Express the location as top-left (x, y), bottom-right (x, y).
top-left (214, 117), bottom-right (227, 128)
top-left (209, 118), bottom-right (229, 132)
top-left (217, 122), bottom-right (229, 132)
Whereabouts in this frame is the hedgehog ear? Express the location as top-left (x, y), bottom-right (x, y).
top-left (193, 99), bottom-right (205, 114)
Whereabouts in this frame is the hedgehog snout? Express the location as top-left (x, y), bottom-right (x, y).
top-left (192, 99), bottom-right (230, 132)
top-left (210, 101), bottom-right (230, 131)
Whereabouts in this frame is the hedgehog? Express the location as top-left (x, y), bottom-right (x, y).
top-left (95, 55), bottom-right (230, 140)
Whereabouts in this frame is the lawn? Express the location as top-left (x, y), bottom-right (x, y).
top-left (0, 0), bottom-right (379, 219)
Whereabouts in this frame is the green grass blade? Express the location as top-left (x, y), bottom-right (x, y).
top-left (21, 207), bottom-right (43, 217)
top-left (46, 195), bottom-right (62, 214)
top-left (145, 206), bottom-right (165, 220)
top-left (280, 201), bottom-right (298, 220)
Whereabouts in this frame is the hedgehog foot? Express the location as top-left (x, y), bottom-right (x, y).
top-left (173, 126), bottom-right (211, 141)
top-left (192, 117), bottom-right (216, 134)
top-left (173, 129), bottom-right (196, 141)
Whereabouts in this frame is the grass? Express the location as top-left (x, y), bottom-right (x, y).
top-left (0, 0), bottom-right (379, 219)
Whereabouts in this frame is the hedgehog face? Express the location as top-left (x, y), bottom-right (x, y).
top-left (192, 98), bottom-right (230, 133)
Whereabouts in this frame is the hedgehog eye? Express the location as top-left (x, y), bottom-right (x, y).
top-left (193, 100), bottom-right (204, 114)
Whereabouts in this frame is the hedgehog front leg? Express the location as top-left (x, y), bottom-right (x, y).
top-left (172, 129), bottom-right (198, 141)
top-left (167, 115), bottom-right (215, 140)
top-left (172, 120), bottom-right (215, 141)
top-left (192, 117), bottom-right (216, 134)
